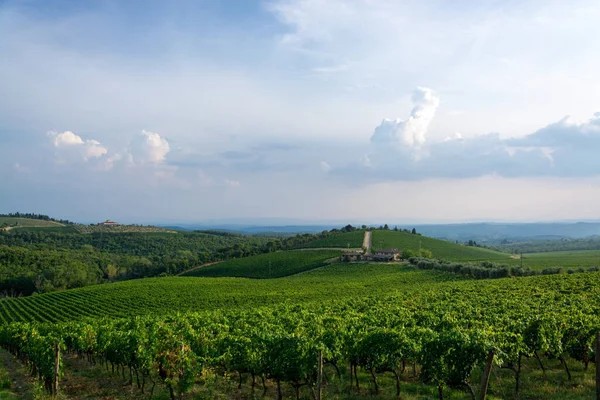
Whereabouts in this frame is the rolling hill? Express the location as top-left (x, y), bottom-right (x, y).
top-left (0, 217), bottom-right (65, 229)
top-left (371, 230), bottom-right (514, 262)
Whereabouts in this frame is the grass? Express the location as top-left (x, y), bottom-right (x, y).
top-left (371, 230), bottom-right (514, 262)
top-left (32, 351), bottom-right (595, 400)
top-left (182, 249), bottom-right (341, 278)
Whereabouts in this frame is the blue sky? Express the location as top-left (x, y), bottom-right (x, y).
top-left (2, 0), bottom-right (600, 223)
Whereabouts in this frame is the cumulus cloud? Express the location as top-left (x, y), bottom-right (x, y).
top-left (51, 131), bottom-right (84, 147)
top-left (338, 89), bottom-right (600, 182)
top-left (370, 87), bottom-right (440, 148)
top-left (47, 130), bottom-right (108, 162)
top-left (129, 130), bottom-right (170, 165)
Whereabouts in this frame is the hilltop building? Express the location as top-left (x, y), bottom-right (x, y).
top-left (100, 220), bottom-right (119, 226)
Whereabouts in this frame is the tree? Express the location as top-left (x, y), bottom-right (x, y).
top-left (411, 228), bottom-right (417, 235)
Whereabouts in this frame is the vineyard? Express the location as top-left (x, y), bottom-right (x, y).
top-left (297, 230), bottom-right (365, 249)
top-left (515, 250), bottom-right (600, 269)
top-left (0, 264), bottom-right (461, 324)
top-left (181, 250), bottom-right (340, 278)
top-left (1, 270), bottom-right (600, 399)
top-left (371, 230), bottom-right (514, 262)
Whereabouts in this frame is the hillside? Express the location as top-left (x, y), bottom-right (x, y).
top-left (297, 230), bottom-right (365, 248)
top-left (73, 224), bottom-right (177, 234)
top-left (0, 217), bottom-right (65, 229)
top-left (0, 263), bottom-right (462, 323)
top-left (182, 249), bottom-right (340, 278)
top-left (371, 230), bottom-right (513, 262)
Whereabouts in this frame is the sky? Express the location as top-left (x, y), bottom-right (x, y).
top-left (2, 0), bottom-right (600, 224)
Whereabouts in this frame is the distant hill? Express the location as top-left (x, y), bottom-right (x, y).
top-left (72, 224), bottom-right (177, 234)
top-left (0, 217), bottom-right (67, 231)
top-left (405, 222), bottom-right (600, 242)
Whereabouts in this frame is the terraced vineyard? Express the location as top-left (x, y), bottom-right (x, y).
top-left (372, 230), bottom-right (514, 262)
top-left (181, 249), bottom-right (340, 278)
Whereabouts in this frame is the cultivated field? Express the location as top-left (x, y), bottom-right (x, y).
top-left (297, 230), bottom-right (365, 248)
top-left (182, 249), bottom-right (340, 278)
top-left (509, 249), bottom-right (600, 270)
top-left (371, 230), bottom-right (514, 262)
top-left (0, 217), bottom-right (64, 228)
top-left (1, 264), bottom-right (599, 399)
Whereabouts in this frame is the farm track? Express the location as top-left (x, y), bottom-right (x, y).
top-left (363, 231), bottom-right (372, 254)
top-left (177, 261), bottom-right (222, 276)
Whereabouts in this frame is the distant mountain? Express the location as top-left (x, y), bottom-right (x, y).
top-left (404, 222), bottom-right (600, 242)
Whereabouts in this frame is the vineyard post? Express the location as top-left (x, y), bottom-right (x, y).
top-left (317, 350), bottom-right (323, 400)
top-left (596, 331), bottom-right (600, 400)
top-left (53, 343), bottom-right (60, 396)
top-left (478, 350), bottom-right (494, 400)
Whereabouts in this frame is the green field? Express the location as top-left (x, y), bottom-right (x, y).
top-left (371, 230), bottom-right (514, 261)
top-left (0, 264), bottom-right (463, 324)
top-left (297, 230), bottom-right (365, 248)
top-left (2, 265), bottom-right (600, 399)
top-left (0, 217), bottom-right (64, 229)
top-left (182, 249), bottom-right (340, 278)
top-left (506, 249), bottom-right (600, 270)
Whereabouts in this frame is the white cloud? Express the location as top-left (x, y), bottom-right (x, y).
top-left (224, 179), bottom-right (241, 187)
top-left (129, 130), bottom-right (170, 165)
top-left (47, 130), bottom-right (107, 162)
top-left (49, 130), bottom-right (84, 147)
top-left (320, 161), bottom-right (331, 172)
top-left (370, 87), bottom-right (440, 148)
top-left (83, 139), bottom-right (108, 160)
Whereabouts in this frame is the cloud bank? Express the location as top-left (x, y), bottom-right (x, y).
top-left (325, 89), bottom-right (600, 182)
top-left (371, 87), bottom-right (440, 148)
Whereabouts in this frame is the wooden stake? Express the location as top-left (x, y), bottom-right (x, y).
top-left (317, 350), bottom-right (323, 400)
top-left (596, 332), bottom-right (600, 400)
top-left (53, 343), bottom-right (60, 396)
top-left (479, 350), bottom-right (494, 400)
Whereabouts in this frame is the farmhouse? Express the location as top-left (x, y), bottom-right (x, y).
top-left (100, 220), bottom-right (119, 226)
top-left (340, 250), bottom-right (365, 262)
top-left (372, 249), bottom-right (400, 262)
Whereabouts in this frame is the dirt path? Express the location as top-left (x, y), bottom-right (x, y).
top-left (363, 231), bottom-right (372, 254)
top-left (0, 349), bottom-right (34, 399)
top-left (177, 261), bottom-right (222, 276)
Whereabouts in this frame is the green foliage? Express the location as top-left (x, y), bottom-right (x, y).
top-left (297, 230), bottom-right (365, 248)
top-left (182, 250), bottom-right (340, 278)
